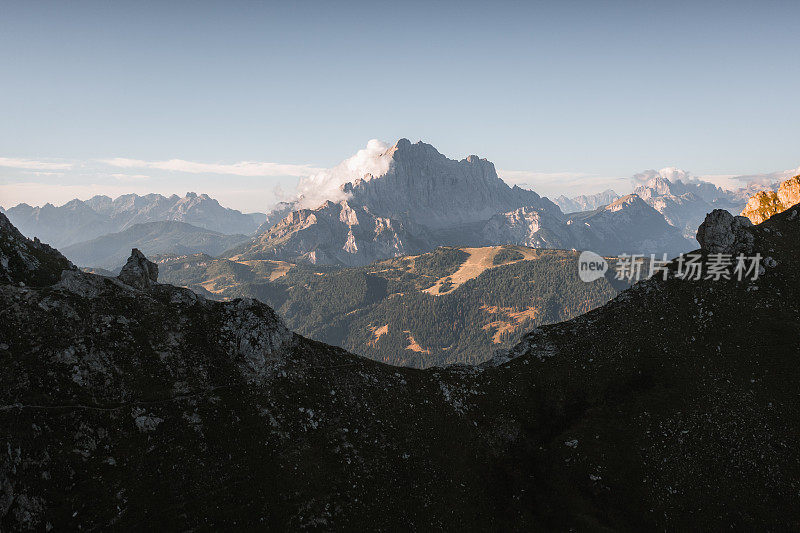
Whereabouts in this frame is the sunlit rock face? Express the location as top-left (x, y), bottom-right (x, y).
top-left (741, 175), bottom-right (800, 224)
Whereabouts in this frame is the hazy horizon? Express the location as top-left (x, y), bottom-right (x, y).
top-left (2, 1), bottom-right (799, 212)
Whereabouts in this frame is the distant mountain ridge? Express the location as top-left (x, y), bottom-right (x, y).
top-left (238, 140), bottom-right (696, 265)
top-left (62, 220), bottom-right (251, 269)
top-left (555, 189), bottom-right (620, 213)
top-left (632, 171), bottom-right (754, 241)
top-left (3, 192), bottom-right (265, 248)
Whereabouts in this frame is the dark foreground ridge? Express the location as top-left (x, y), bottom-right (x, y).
top-left (1, 206), bottom-right (799, 530)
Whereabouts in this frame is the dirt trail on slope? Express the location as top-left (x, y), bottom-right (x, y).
top-left (423, 246), bottom-right (539, 295)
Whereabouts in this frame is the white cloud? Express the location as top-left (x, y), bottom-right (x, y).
top-left (725, 166), bottom-right (800, 187)
top-left (295, 139), bottom-right (392, 209)
top-left (101, 157), bottom-right (323, 177)
top-left (629, 166), bottom-right (798, 192)
top-left (110, 173), bottom-right (151, 181)
top-left (631, 167), bottom-right (694, 185)
top-left (0, 157), bottom-right (73, 171)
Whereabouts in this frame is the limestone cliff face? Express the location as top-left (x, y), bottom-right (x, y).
top-left (233, 200), bottom-right (430, 266)
top-left (235, 139), bottom-right (564, 266)
top-left (344, 139), bottom-right (561, 229)
top-left (741, 175), bottom-right (800, 224)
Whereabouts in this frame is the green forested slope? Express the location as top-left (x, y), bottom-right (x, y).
top-left (158, 246), bottom-right (629, 367)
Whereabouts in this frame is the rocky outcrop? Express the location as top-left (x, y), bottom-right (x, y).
top-left (117, 248), bottom-right (159, 289)
top-left (0, 212), bottom-right (75, 287)
top-left (696, 209), bottom-right (754, 254)
top-left (481, 206), bottom-right (571, 249)
top-left (232, 200), bottom-right (432, 266)
top-left (741, 175), bottom-right (800, 224)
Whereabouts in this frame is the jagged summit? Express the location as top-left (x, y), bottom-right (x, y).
top-left (555, 189), bottom-right (620, 213)
top-left (340, 138), bottom-right (546, 230)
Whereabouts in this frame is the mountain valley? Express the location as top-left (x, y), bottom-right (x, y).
top-left (1, 194), bottom-right (799, 530)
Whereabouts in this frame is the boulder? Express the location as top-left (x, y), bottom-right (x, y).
top-left (696, 209), bottom-right (754, 254)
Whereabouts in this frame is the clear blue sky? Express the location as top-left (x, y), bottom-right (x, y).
top-left (1, 0), bottom-right (799, 211)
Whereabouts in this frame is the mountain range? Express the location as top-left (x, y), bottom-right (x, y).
top-left (554, 189), bottom-right (620, 212)
top-left (2, 192), bottom-right (265, 249)
top-left (632, 172), bottom-right (753, 240)
top-left (232, 140), bottom-right (697, 266)
top-left (3, 142), bottom-right (771, 272)
top-left (1, 192), bottom-right (799, 529)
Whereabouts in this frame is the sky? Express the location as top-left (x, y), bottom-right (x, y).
top-left (1, 0), bottom-right (799, 212)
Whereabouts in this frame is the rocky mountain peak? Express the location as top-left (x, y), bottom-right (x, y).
top-left (117, 248), bottom-right (159, 289)
top-left (341, 139), bottom-right (553, 230)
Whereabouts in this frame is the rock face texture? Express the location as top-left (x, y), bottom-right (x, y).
top-left (741, 175), bottom-right (800, 224)
top-left (237, 141), bottom-right (696, 266)
top-left (233, 200), bottom-right (432, 266)
top-left (696, 210), bottom-right (755, 254)
top-left (117, 248), bottom-right (159, 289)
top-left (2, 199), bottom-right (800, 530)
top-left (3, 192), bottom-right (265, 248)
top-left (342, 139), bottom-right (560, 229)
